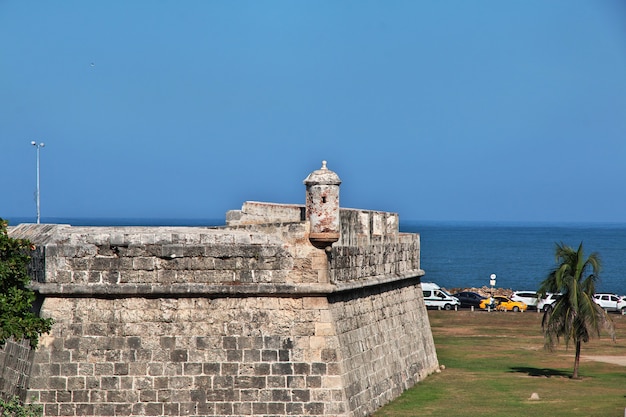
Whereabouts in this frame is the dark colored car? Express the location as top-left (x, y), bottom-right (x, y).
top-left (452, 291), bottom-right (487, 308)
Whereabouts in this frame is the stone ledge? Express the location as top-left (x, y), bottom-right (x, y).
top-left (30, 270), bottom-right (424, 298)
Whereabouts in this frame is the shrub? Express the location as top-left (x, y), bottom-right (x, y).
top-left (0, 396), bottom-right (42, 417)
top-left (0, 218), bottom-right (53, 348)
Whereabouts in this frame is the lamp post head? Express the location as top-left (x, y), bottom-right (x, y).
top-left (31, 141), bottom-right (36, 146)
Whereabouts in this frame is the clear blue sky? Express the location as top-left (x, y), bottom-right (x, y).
top-left (2, 1), bottom-right (625, 223)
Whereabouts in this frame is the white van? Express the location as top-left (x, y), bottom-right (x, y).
top-left (421, 282), bottom-right (460, 310)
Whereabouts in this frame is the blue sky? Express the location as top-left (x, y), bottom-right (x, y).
top-left (2, 1), bottom-right (626, 224)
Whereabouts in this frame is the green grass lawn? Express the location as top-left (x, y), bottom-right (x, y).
top-left (372, 310), bottom-right (626, 417)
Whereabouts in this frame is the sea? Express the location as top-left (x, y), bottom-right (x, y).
top-left (6, 216), bottom-right (626, 296)
top-left (402, 221), bottom-right (626, 295)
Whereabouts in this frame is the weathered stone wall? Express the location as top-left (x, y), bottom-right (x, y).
top-left (4, 202), bottom-right (438, 416)
top-left (329, 280), bottom-right (437, 417)
top-left (27, 296), bottom-right (348, 417)
top-left (329, 237), bottom-right (419, 286)
top-left (336, 209), bottom-right (399, 247)
top-left (20, 283), bottom-right (434, 417)
top-left (0, 338), bottom-right (34, 401)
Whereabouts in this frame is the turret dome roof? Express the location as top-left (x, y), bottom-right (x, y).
top-left (303, 161), bottom-right (342, 186)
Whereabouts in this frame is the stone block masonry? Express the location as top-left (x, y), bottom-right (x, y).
top-left (5, 202), bottom-right (439, 416)
top-left (27, 296), bottom-right (348, 416)
top-left (0, 338), bottom-right (34, 401)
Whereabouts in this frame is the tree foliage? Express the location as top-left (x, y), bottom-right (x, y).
top-left (538, 242), bottom-right (615, 379)
top-left (0, 219), bottom-right (53, 349)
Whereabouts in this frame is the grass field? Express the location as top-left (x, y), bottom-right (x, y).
top-left (372, 309), bottom-right (626, 417)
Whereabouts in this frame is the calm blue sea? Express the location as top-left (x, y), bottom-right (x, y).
top-left (402, 221), bottom-right (626, 295)
top-left (6, 217), bottom-right (626, 295)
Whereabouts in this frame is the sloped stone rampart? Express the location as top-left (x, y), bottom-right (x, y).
top-left (28, 296), bottom-right (348, 416)
top-left (329, 280), bottom-right (437, 417)
top-left (23, 280), bottom-right (434, 417)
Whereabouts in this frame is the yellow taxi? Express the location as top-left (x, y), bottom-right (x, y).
top-left (480, 296), bottom-right (527, 312)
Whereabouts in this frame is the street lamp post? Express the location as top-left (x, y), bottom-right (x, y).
top-left (31, 141), bottom-right (45, 224)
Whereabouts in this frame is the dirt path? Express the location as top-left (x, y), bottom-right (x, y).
top-left (582, 355), bottom-right (626, 366)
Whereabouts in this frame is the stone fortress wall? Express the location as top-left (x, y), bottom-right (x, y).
top-left (2, 162), bottom-right (439, 417)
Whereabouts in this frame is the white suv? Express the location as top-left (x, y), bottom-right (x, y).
top-left (537, 293), bottom-right (562, 312)
top-left (593, 293), bottom-right (626, 313)
top-left (511, 291), bottom-right (539, 309)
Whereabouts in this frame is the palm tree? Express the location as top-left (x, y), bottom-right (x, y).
top-left (538, 242), bottom-right (615, 379)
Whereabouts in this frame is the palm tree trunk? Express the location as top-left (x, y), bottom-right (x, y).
top-left (572, 340), bottom-right (581, 379)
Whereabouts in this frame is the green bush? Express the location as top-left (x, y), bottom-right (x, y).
top-left (0, 218), bottom-right (53, 348)
top-left (0, 396), bottom-right (42, 417)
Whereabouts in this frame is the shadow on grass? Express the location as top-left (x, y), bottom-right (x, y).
top-left (509, 366), bottom-right (571, 378)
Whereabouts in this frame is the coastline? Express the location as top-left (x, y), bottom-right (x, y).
top-left (445, 286), bottom-right (514, 298)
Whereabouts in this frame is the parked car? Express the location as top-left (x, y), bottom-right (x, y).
top-left (537, 293), bottom-right (562, 312)
top-left (593, 293), bottom-right (626, 313)
top-left (452, 291), bottom-right (487, 308)
top-left (511, 291), bottom-right (539, 309)
top-left (422, 282), bottom-right (461, 310)
top-left (480, 296), bottom-right (527, 312)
